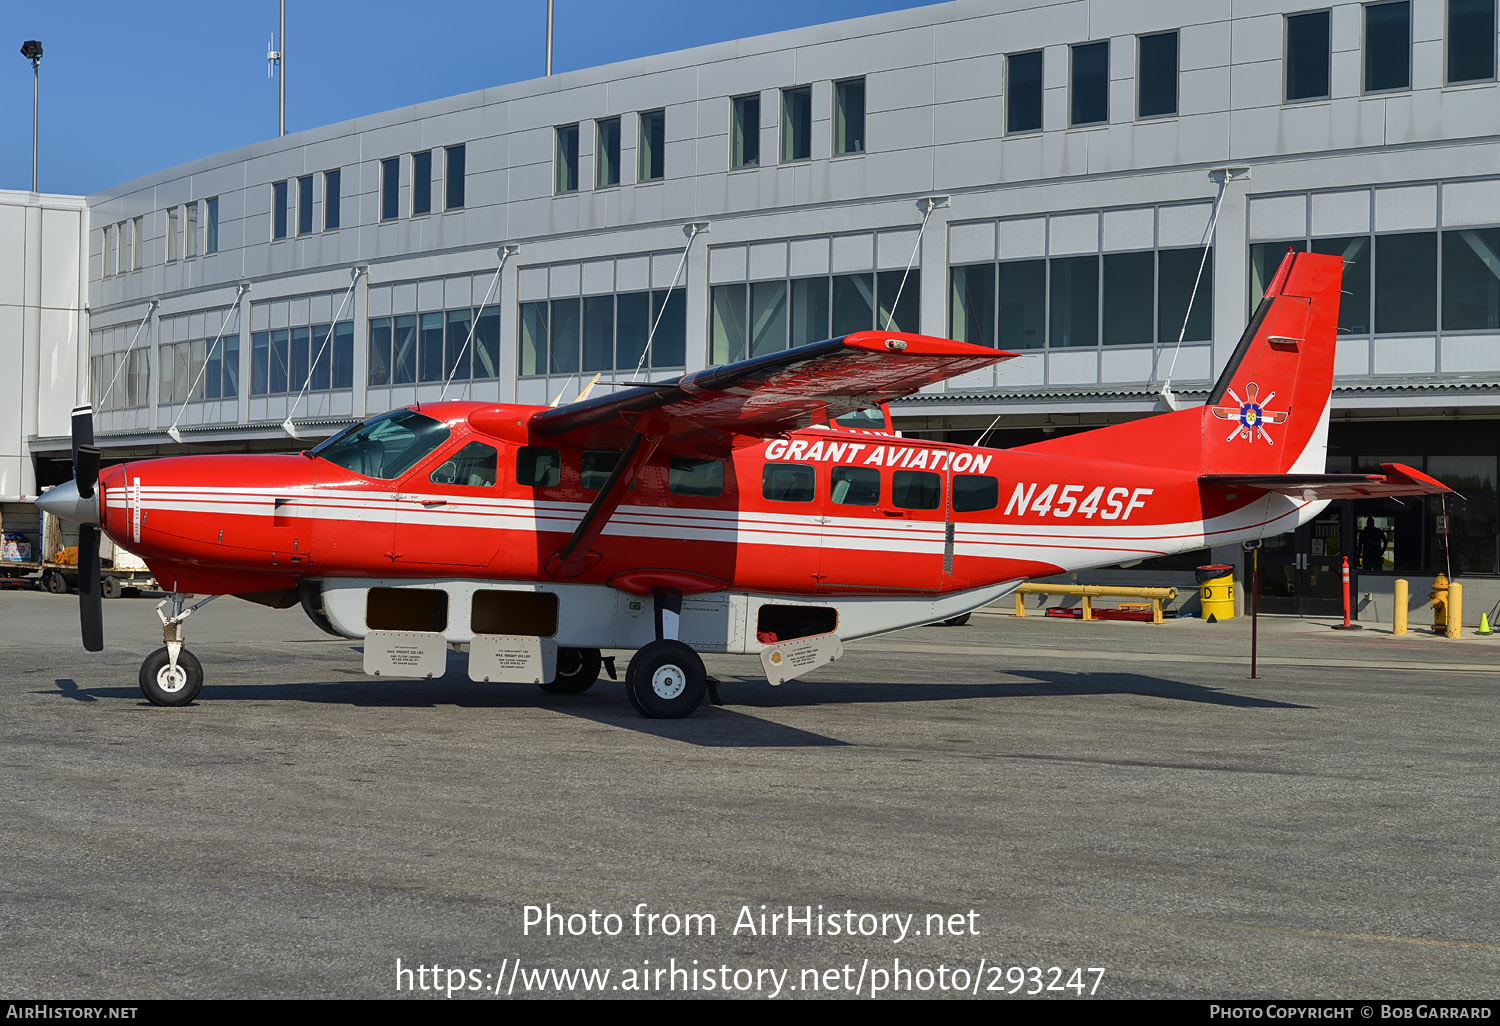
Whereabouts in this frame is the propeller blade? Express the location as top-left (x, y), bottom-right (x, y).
top-left (71, 405), bottom-right (95, 463)
top-left (75, 445), bottom-right (101, 500)
top-left (78, 525), bottom-right (104, 652)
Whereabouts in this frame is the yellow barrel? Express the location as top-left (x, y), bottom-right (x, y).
top-left (1200, 573), bottom-right (1236, 620)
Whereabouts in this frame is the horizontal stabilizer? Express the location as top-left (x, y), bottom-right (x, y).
top-left (1199, 462), bottom-right (1451, 500)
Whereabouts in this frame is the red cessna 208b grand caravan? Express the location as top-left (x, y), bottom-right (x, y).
top-left (40, 251), bottom-right (1449, 717)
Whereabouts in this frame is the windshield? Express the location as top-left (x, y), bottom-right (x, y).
top-left (310, 410), bottom-right (451, 480)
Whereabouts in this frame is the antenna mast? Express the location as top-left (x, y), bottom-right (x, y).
top-left (267, 1), bottom-right (285, 136)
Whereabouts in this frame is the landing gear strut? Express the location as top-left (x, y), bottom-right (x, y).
top-left (138, 593), bottom-right (217, 707)
top-left (624, 588), bottom-right (708, 718)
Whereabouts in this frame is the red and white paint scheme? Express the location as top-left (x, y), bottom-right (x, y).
top-left (40, 251), bottom-right (1450, 716)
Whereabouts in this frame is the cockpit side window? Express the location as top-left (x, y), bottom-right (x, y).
top-left (518, 447), bottom-right (562, 488)
top-left (310, 410), bottom-right (451, 480)
top-left (430, 441), bottom-right (499, 487)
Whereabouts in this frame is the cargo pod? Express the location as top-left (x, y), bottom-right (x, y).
top-left (468, 589), bottom-right (559, 684)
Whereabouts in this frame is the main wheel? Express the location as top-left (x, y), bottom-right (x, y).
top-left (625, 640), bottom-right (707, 719)
top-left (138, 647), bottom-right (204, 707)
top-left (539, 647), bottom-right (602, 694)
top-left (45, 571), bottom-right (67, 595)
top-left (102, 576), bottom-right (122, 600)
top-left (941, 612), bottom-right (972, 627)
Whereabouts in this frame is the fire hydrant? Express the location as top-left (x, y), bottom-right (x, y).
top-left (1429, 573), bottom-right (1449, 634)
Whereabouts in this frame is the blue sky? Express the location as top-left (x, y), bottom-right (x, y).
top-left (1, 0), bottom-right (933, 197)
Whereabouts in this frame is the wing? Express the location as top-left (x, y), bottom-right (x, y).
top-left (527, 331), bottom-right (1016, 450)
top-left (1199, 463), bottom-right (1451, 500)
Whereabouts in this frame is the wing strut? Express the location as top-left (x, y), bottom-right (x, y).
top-left (545, 432), bottom-right (662, 579)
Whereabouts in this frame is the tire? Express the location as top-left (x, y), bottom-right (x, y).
top-left (138, 647), bottom-right (204, 707)
top-left (45, 571), bottom-right (67, 595)
top-left (102, 576), bottom-right (122, 600)
top-left (625, 640), bottom-right (707, 719)
top-left (941, 612), bottom-right (972, 627)
top-left (539, 647), bottom-right (602, 694)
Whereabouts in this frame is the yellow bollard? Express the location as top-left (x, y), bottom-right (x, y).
top-left (1393, 579), bottom-right (1408, 636)
top-left (1447, 582), bottom-right (1463, 639)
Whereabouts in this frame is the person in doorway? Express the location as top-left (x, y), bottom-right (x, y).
top-left (1359, 518), bottom-right (1386, 573)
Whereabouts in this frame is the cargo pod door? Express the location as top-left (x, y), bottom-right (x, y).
top-left (392, 438), bottom-right (504, 569)
top-left (819, 440), bottom-right (946, 593)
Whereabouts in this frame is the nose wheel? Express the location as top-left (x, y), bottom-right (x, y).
top-left (139, 647), bottom-right (203, 706)
top-left (137, 592), bottom-right (218, 707)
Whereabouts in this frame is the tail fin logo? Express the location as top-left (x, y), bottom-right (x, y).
top-left (1210, 382), bottom-right (1288, 445)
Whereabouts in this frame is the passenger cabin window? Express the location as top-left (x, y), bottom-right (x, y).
top-left (518, 447), bottom-right (562, 487)
top-left (953, 474), bottom-right (999, 512)
top-left (668, 458), bottom-right (724, 497)
top-left (430, 441), bottom-right (498, 487)
top-left (763, 463), bottom-right (815, 503)
top-left (892, 470), bottom-right (941, 510)
top-left (310, 410), bottom-right (451, 480)
top-left (581, 451), bottom-right (622, 491)
top-left (831, 467), bottom-right (880, 506)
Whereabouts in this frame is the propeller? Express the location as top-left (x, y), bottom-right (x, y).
top-left (70, 405), bottom-right (103, 651)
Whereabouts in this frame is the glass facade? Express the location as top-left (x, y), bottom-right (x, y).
top-left (251, 313), bottom-right (355, 396)
top-left (711, 270), bottom-right (919, 365)
top-left (520, 289), bottom-right (685, 377)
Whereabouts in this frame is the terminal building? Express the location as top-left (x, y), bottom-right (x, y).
top-left (3, 0), bottom-right (1498, 617)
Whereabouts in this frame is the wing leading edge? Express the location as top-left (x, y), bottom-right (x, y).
top-left (528, 331), bottom-right (1016, 446)
top-left (1199, 463), bottom-right (1452, 500)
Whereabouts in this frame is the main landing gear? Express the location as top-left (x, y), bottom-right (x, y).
top-left (138, 593), bottom-right (218, 707)
top-left (623, 588), bottom-right (709, 719)
top-left (538, 647), bottom-right (603, 694)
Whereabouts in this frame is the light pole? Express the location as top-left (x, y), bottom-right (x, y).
top-left (20, 40), bottom-right (41, 192)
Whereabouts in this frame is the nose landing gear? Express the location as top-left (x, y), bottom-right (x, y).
top-left (138, 593), bottom-right (218, 707)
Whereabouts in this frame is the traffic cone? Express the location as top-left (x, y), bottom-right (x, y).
top-left (1478, 613), bottom-right (1493, 636)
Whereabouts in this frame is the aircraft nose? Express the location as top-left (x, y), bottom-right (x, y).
top-left (35, 480), bottom-right (99, 526)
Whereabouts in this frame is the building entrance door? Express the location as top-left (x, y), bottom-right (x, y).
top-left (1254, 503), bottom-right (1352, 617)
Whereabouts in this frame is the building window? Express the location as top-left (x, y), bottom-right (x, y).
top-left (950, 265), bottom-right (996, 347)
top-left (160, 335), bottom-right (239, 404)
top-left (1448, 0), bottom-right (1497, 82)
top-left (596, 117), bottom-right (621, 188)
top-left (133, 215), bottom-right (144, 268)
top-left (1364, 1), bottom-right (1411, 92)
top-left (1157, 248), bottom-right (1213, 344)
top-left (710, 271), bottom-right (919, 365)
top-left (380, 157), bottom-right (400, 220)
top-left (117, 222), bottom-right (130, 274)
top-left (90, 348), bottom-right (151, 411)
top-left (1103, 251), bottom-right (1155, 345)
top-left (520, 289), bottom-right (686, 377)
top-left (1138, 31), bottom-right (1179, 118)
top-left (555, 124), bottom-right (579, 194)
top-left (185, 203), bottom-right (198, 257)
top-left (297, 175), bottom-right (314, 235)
top-left (202, 202), bottom-right (216, 254)
top-left (250, 307), bottom-right (355, 396)
top-left (781, 86), bottom-right (811, 161)
top-left (368, 301), bottom-right (503, 384)
top-left (1006, 51), bottom-right (1044, 133)
top-left (323, 171), bottom-right (340, 231)
top-left (639, 109), bottom-right (665, 182)
top-left (1374, 232), bottom-right (1437, 333)
top-left (1070, 41), bottom-right (1109, 126)
top-left (1050, 256), bottom-right (1099, 347)
top-left (272, 181), bottom-right (289, 239)
top-left (445, 145), bottom-right (465, 210)
top-left (101, 225), bottom-right (113, 277)
top-left (409, 150), bottom-right (431, 216)
top-left (167, 206), bottom-right (181, 260)
top-left (731, 94), bottom-right (760, 168)
top-left (1443, 227), bottom-right (1500, 331)
top-left (834, 78), bottom-right (865, 155)
top-left (1286, 10), bottom-right (1332, 101)
top-left (1311, 236), bottom-right (1372, 333)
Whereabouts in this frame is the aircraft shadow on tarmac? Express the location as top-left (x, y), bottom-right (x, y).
top-left (49, 663), bottom-right (1307, 749)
